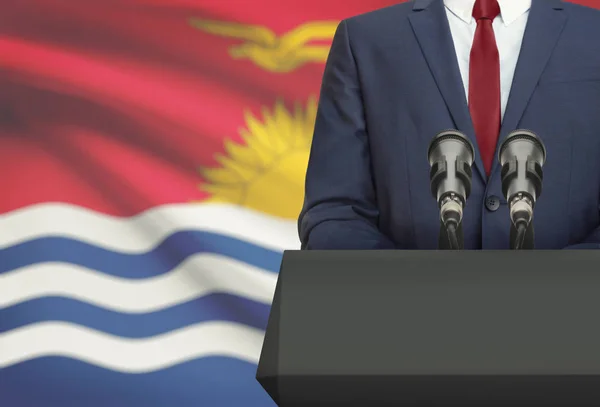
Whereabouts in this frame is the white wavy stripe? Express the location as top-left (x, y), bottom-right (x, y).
top-left (0, 254), bottom-right (277, 312)
top-left (0, 321), bottom-right (264, 372)
top-left (0, 202), bottom-right (299, 252)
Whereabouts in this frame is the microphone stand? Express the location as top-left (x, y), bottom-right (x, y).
top-left (508, 194), bottom-right (537, 250)
top-left (438, 221), bottom-right (464, 250)
top-left (510, 222), bottom-right (534, 250)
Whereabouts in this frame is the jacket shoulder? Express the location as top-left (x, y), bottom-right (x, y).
top-left (344, 1), bottom-right (416, 30)
top-left (561, 1), bottom-right (600, 50)
top-left (563, 1), bottom-right (600, 23)
top-left (338, 1), bottom-right (416, 48)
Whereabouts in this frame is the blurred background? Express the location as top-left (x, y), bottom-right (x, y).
top-left (0, 0), bottom-right (598, 406)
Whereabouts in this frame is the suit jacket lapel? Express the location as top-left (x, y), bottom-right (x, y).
top-left (408, 0), bottom-right (486, 181)
top-left (490, 0), bottom-right (567, 177)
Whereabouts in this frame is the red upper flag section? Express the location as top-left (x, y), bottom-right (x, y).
top-left (0, 0), bottom-right (597, 215)
top-left (0, 0), bottom-right (398, 215)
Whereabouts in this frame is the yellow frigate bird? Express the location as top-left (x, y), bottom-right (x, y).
top-left (189, 19), bottom-right (338, 73)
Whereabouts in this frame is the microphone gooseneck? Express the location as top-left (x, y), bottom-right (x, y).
top-left (513, 222), bottom-right (528, 250)
top-left (428, 130), bottom-right (475, 250)
top-left (445, 222), bottom-right (460, 251)
top-left (498, 129), bottom-right (546, 250)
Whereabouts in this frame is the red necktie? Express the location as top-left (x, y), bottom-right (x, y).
top-left (469, 0), bottom-right (501, 175)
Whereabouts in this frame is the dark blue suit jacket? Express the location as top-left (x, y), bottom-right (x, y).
top-left (299, 0), bottom-right (600, 250)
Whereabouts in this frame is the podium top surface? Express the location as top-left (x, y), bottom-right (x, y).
top-left (274, 250), bottom-right (600, 375)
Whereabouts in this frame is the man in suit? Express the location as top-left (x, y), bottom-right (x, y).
top-left (299, 0), bottom-right (600, 250)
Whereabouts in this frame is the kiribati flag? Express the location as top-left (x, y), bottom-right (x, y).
top-left (0, 1), bottom-right (400, 406)
top-left (0, 0), bottom-right (597, 406)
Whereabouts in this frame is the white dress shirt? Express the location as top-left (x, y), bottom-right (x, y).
top-left (444, 0), bottom-right (531, 120)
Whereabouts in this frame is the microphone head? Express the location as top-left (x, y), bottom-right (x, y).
top-left (498, 129), bottom-right (546, 167)
top-left (427, 130), bottom-right (475, 206)
top-left (428, 130), bottom-right (475, 166)
top-left (497, 129), bottom-right (546, 209)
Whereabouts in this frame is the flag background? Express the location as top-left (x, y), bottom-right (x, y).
top-left (0, 1), bottom-right (598, 406)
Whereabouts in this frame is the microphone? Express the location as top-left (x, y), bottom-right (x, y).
top-left (498, 129), bottom-right (546, 250)
top-left (428, 130), bottom-right (475, 250)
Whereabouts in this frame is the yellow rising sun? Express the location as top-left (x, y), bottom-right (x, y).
top-left (201, 97), bottom-right (317, 219)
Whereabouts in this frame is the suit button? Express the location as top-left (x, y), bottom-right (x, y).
top-left (485, 195), bottom-right (500, 212)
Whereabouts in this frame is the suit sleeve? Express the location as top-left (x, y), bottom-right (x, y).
top-left (298, 19), bottom-right (395, 250)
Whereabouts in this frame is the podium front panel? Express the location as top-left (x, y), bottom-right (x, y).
top-left (257, 250), bottom-right (600, 406)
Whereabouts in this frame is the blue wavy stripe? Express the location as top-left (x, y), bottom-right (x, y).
top-left (0, 231), bottom-right (283, 277)
top-left (0, 293), bottom-right (271, 336)
top-left (0, 356), bottom-right (275, 407)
